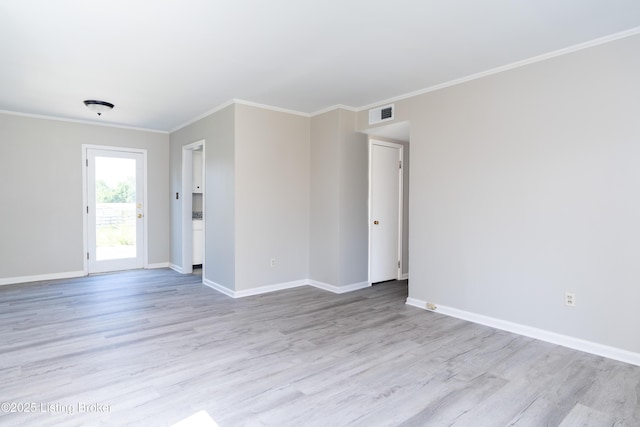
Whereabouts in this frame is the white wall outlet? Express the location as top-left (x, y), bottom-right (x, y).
top-left (565, 292), bottom-right (576, 307)
top-left (270, 258), bottom-right (276, 268)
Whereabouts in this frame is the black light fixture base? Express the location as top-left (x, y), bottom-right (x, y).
top-left (83, 100), bottom-right (114, 116)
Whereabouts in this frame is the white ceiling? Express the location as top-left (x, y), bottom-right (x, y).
top-left (1, 1), bottom-right (639, 132)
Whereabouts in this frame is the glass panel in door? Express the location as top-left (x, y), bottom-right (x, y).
top-left (87, 148), bottom-right (144, 273)
top-left (94, 156), bottom-right (137, 260)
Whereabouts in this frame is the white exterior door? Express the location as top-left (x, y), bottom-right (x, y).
top-left (369, 140), bottom-right (403, 283)
top-left (86, 148), bottom-right (145, 273)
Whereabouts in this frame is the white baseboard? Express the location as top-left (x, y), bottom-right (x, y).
top-left (169, 263), bottom-right (184, 274)
top-left (202, 278), bottom-right (307, 298)
top-left (405, 297), bottom-right (424, 308)
top-left (201, 278), bottom-right (371, 298)
top-left (234, 280), bottom-right (308, 298)
top-left (146, 262), bottom-right (170, 269)
top-left (0, 270), bottom-right (86, 286)
top-left (202, 278), bottom-right (235, 297)
top-left (406, 297), bottom-right (640, 367)
top-left (400, 273), bottom-right (409, 280)
top-left (309, 280), bottom-right (371, 294)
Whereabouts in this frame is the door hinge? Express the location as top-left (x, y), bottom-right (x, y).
top-left (86, 206), bottom-right (89, 214)
top-left (399, 160), bottom-right (402, 169)
top-left (87, 252), bottom-right (90, 260)
top-left (398, 260), bottom-right (401, 268)
top-left (86, 159), bottom-right (88, 167)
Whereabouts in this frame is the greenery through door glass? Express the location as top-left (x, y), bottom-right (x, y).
top-left (96, 177), bottom-right (136, 248)
top-left (96, 177), bottom-right (135, 203)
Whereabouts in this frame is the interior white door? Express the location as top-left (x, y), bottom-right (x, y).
top-left (86, 148), bottom-right (145, 273)
top-left (370, 141), bottom-right (403, 283)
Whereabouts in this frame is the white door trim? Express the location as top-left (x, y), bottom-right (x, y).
top-left (368, 139), bottom-right (404, 284)
top-left (181, 140), bottom-right (205, 276)
top-left (82, 144), bottom-right (148, 274)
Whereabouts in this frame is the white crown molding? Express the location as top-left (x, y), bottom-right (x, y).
top-left (356, 26), bottom-right (640, 112)
top-left (169, 99), bottom-right (236, 133)
top-left (0, 109), bottom-right (168, 134)
top-left (172, 100), bottom-right (363, 135)
top-left (170, 98), bottom-right (311, 134)
top-left (233, 99), bottom-right (311, 118)
top-left (172, 27), bottom-right (640, 129)
top-left (0, 270), bottom-right (86, 286)
top-left (6, 28), bottom-right (639, 135)
top-left (406, 297), bottom-right (640, 367)
top-left (310, 104), bottom-right (357, 117)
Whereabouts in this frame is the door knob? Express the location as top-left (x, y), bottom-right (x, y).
top-left (373, 220), bottom-right (379, 225)
top-left (137, 214), bottom-right (143, 218)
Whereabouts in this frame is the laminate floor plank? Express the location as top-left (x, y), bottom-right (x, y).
top-left (1, 269), bottom-right (639, 426)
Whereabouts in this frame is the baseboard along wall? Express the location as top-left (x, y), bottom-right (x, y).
top-left (406, 297), bottom-right (640, 367)
top-left (3, 266), bottom-right (636, 367)
top-left (1, 263), bottom-right (172, 286)
top-left (0, 270), bottom-right (86, 287)
top-left (202, 277), bottom-right (371, 298)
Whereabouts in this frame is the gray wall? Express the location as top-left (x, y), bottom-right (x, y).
top-left (169, 103), bottom-right (309, 292)
top-left (169, 105), bottom-right (236, 290)
top-left (234, 104), bottom-right (310, 290)
top-left (310, 109), bottom-right (341, 285)
top-left (358, 34), bottom-right (640, 354)
top-left (337, 110), bottom-right (369, 286)
top-left (0, 113), bottom-right (170, 280)
top-left (310, 109), bottom-right (369, 287)
top-left (170, 104), bottom-right (369, 292)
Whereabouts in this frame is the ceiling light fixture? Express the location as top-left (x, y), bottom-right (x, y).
top-left (83, 100), bottom-right (114, 116)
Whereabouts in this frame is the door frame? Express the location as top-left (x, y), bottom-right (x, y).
top-left (82, 144), bottom-right (149, 274)
top-left (181, 140), bottom-right (205, 275)
top-left (368, 139), bottom-right (404, 284)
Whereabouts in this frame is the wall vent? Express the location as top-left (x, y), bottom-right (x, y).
top-left (369, 104), bottom-right (394, 125)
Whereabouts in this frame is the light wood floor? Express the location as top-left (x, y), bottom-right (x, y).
top-left (1, 269), bottom-right (639, 426)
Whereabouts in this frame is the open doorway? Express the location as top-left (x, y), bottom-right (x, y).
top-left (181, 140), bottom-right (205, 276)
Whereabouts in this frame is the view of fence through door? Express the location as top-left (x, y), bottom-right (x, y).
top-left (86, 148), bottom-right (145, 273)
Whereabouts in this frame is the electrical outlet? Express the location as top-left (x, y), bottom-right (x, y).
top-left (426, 302), bottom-right (437, 311)
top-left (270, 258), bottom-right (276, 268)
top-left (565, 292), bottom-right (576, 307)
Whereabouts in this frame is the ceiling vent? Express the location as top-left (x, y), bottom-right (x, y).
top-left (368, 104), bottom-right (394, 125)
